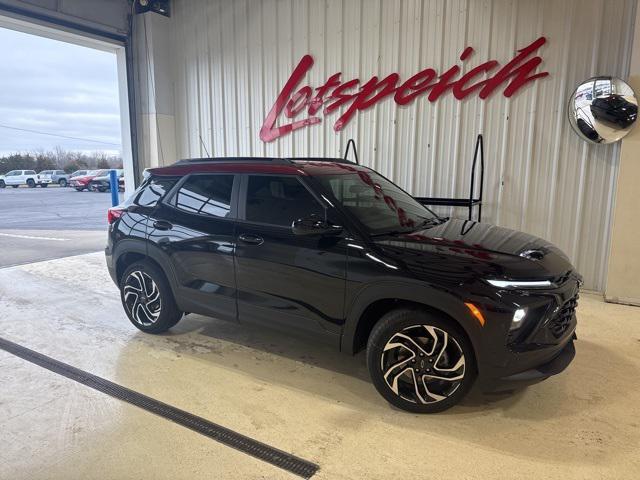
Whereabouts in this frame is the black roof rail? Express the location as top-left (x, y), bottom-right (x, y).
top-left (173, 157), bottom-right (292, 165)
top-left (286, 157), bottom-right (356, 165)
top-left (173, 156), bottom-right (359, 166)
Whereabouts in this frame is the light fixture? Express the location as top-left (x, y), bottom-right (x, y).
top-left (511, 308), bottom-right (527, 330)
top-left (486, 279), bottom-right (553, 289)
top-left (464, 302), bottom-right (486, 326)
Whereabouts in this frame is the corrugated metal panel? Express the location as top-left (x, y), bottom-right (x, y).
top-left (170, 0), bottom-right (637, 291)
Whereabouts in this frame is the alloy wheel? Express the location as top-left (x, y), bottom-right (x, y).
top-left (123, 271), bottom-right (162, 326)
top-left (380, 324), bottom-right (466, 405)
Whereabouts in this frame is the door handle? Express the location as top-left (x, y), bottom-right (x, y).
top-left (238, 234), bottom-right (264, 246)
top-left (153, 220), bottom-right (173, 231)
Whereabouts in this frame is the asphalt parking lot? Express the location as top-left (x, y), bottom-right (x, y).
top-left (0, 185), bottom-right (123, 268)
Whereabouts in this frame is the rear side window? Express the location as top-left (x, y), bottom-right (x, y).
top-left (135, 176), bottom-right (177, 207)
top-left (174, 174), bottom-right (234, 218)
top-left (26, 171), bottom-right (36, 175)
top-left (245, 175), bottom-right (323, 227)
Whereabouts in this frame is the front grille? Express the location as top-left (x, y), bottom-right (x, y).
top-left (549, 294), bottom-right (578, 338)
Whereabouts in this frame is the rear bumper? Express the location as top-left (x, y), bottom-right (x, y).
top-left (105, 247), bottom-right (117, 285)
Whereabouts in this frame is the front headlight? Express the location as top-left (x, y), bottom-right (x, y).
top-left (486, 279), bottom-right (554, 289)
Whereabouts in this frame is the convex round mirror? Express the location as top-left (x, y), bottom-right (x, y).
top-left (568, 76), bottom-right (638, 144)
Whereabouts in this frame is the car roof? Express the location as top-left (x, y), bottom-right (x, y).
top-left (147, 158), bottom-right (368, 177)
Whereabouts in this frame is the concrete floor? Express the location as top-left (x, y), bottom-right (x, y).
top-left (0, 252), bottom-right (639, 479)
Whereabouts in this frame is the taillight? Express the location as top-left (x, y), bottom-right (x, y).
top-left (107, 207), bottom-right (124, 224)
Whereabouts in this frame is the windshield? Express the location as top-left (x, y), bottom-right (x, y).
top-left (316, 171), bottom-right (438, 235)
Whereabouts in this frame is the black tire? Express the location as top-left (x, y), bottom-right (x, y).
top-left (98, 186), bottom-right (106, 192)
top-left (27, 179), bottom-right (35, 188)
top-left (367, 308), bottom-right (476, 413)
top-left (59, 179), bottom-right (67, 187)
top-left (120, 260), bottom-right (182, 334)
top-left (12, 185), bottom-right (19, 188)
top-left (75, 187), bottom-right (84, 192)
top-left (41, 183), bottom-right (48, 188)
top-left (0, 180), bottom-right (5, 188)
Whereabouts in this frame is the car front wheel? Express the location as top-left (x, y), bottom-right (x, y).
top-left (27, 179), bottom-right (35, 188)
top-left (0, 180), bottom-right (5, 188)
top-left (59, 179), bottom-right (67, 187)
top-left (120, 261), bottom-right (182, 334)
top-left (367, 308), bottom-right (476, 413)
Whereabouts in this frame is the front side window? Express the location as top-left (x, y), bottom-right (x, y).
top-left (316, 171), bottom-right (437, 235)
top-left (174, 174), bottom-right (234, 218)
top-left (245, 175), bottom-right (323, 227)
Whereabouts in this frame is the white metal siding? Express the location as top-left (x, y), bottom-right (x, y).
top-left (170, 0), bottom-right (636, 291)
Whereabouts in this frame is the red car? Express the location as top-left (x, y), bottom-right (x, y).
top-left (69, 170), bottom-right (109, 191)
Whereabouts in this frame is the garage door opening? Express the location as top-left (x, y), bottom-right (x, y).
top-left (0, 14), bottom-right (133, 268)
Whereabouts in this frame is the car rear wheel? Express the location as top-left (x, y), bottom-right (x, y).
top-left (120, 261), bottom-right (182, 334)
top-left (367, 308), bottom-right (476, 413)
top-left (0, 180), bottom-right (5, 188)
top-left (59, 179), bottom-right (67, 187)
top-left (27, 179), bottom-right (35, 188)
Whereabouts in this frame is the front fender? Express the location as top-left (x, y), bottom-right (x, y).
top-left (340, 280), bottom-right (484, 364)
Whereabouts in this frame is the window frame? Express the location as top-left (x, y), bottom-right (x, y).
top-left (162, 172), bottom-right (240, 221)
top-left (236, 173), bottom-right (328, 229)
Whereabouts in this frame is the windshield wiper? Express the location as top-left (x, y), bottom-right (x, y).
top-left (412, 217), bottom-right (447, 230)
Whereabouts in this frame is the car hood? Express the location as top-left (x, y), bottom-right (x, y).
top-left (373, 218), bottom-right (575, 281)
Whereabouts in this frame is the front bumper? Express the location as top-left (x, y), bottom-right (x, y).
top-left (481, 333), bottom-right (576, 391)
top-left (470, 273), bottom-right (580, 391)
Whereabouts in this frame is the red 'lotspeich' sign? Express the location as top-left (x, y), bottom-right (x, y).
top-left (260, 36), bottom-right (549, 142)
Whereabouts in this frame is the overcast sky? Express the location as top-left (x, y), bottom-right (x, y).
top-left (0, 27), bottom-right (121, 157)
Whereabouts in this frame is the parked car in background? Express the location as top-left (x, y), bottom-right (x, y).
top-left (37, 170), bottom-right (70, 187)
top-left (35, 170), bottom-right (53, 187)
top-left (70, 170), bottom-right (90, 179)
top-left (52, 170), bottom-right (71, 187)
top-left (90, 169), bottom-right (123, 192)
top-left (69, 170), bottom-right (107, 191)
top-left (0, 170), bottom-right (40, 188)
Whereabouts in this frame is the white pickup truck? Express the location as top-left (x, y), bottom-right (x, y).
top-left (0, 170), bottom-right (40, 188)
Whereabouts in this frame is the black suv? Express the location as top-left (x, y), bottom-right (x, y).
top-left (106, 157), bottom-right (579, 413)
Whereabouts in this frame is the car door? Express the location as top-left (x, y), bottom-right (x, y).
top-left (4, 171), bottom-right (18, 185)
top-left (234, 174), bottom-right (347, 342)
top-left (146, 173), bottom-right (239, 322)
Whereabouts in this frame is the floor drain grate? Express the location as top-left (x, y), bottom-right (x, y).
top-left (0, 336), bottom-right (319, 479)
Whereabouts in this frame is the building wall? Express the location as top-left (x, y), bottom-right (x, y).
top-left (166, 0), bottom-right (636, 291)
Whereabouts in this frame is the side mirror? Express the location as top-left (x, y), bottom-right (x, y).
top-left (292, 215), bottom-right (343, 236)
